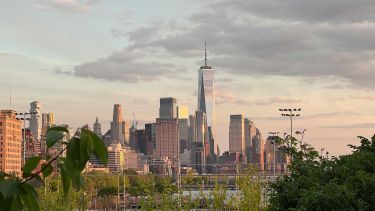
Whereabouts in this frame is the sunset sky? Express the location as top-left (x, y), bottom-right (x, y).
top-left (1, 0), bottom-right (375, 155)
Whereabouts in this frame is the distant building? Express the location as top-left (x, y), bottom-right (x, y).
top-left (111, 104), bottom-right (126, 145)
top-left (93, 117), bottom-right (102, 137)
top-left (229, 114), bottom-right (245, 155)
top-left (42, 113), bottom-right (54, 128)
top-left (145, 123), bottom-right (156, 156)
top-left (107, 143), bottom-right (125, 172)
top-left (197, 44), bottom-right (216, 145)
top-left (244, 118), bottom-right (257, 163)
top-left (0, 110), bottom-right (22, 175)
top-left (159, 97), bottom-right (177, 119)
top-left (178, 118), bottom-right (189, 153)
top-left (192, 111), bottom-right (207, 174)
top-left (218, 151), bottom-right (246, 174)
top-left (188, 115), bottom-right (196, 147)
top-left (252, 128), bottom-right (264, 171)
top-left (29, 101), bottom-right (42, 143)
top-left (155, 118), bottom-right (178, 159)
top-left (177, 106), bottom-right (189, 119)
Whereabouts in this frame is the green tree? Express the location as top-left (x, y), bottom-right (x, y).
top-left (0, 127), bottom-right (108, 211)
top-left (268, 135), bottom-right (375, 210)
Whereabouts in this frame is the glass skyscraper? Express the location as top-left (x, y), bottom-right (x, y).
top-left (197, 44), bottom-right (216, 144)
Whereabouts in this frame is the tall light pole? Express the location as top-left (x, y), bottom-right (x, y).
top-left (278, 108), bottom-right (301, 146)
top-left (16, 112), bottom-right (38, 165)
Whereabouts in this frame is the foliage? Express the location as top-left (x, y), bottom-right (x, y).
top-left (268, 134), bottom-right (375, 210)
top-left (37, 176), bottom-right (89, 211)
top-left (0, 127), bottom-right (108, 211)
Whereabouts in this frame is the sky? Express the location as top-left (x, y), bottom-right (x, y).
top-left (1, 0), bottom-right (375, 156)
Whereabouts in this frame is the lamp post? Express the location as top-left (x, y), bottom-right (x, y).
top-left (278, 108), bottom-right (301, 147)
top-left (16, 112), bottom-right (38, 165)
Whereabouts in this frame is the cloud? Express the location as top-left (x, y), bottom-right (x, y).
top-left (104, 0), bottom-right (375, 89)
top-left (71, 49), bottom-right (179, 83)
top-left (210, 0), bottom-right (375, 23)
top-left (323, 123), bottom-right (375, 129)
top-left (33, 0), bottom-right (99, 12)
top-left (254, 97), bottom-right (303, 106)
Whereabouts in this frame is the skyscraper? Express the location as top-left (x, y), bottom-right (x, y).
top-left (111, 104), bottom-right (125, 145)
top-left (155, 118), bottom-right (179, 158)
top-left (229, 114), bottom-right (245, 155)
top-left (159, 97), bottom-right (177, 119)
top-left (42, 112), bottom-right (54, 128)
top-left (29, 101), bottom-right (42, 143)
top-left (0, 110), bottom-right (22, 175)
top-left (252, 128), bottom-right (264, 171)
top-left (197, 43), bottom-right (216, 146)
top-left (244, 118), bottom-right (257, 162)
top-left (192, 110), bottom-right (207, 174)
top-left (155, 98), bottom-right (179, 159)
top-left (93, 117), bottom-right (102, 137)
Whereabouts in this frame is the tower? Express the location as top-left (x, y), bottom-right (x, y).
top-left (29, 101), bottom-right (42, 143)
top-left (93, 117), bottom-right (102, 137)
top-left (111, 104), bottom-right (125, 145)
top-left (197, 43), bottom-right (216, 158)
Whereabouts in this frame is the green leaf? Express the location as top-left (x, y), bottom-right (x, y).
top-left (41, 163), bottom-right (53, 178)
top-left (10, 195), bottom-right (23, 211)
top-left (79, 129), bottom-right (94, 169)
top-left (66, 137), bottom-right (81, 168)
top-left (0, 180), bottom-right (20, 199)
top-left (48, 126), bottom-right (69, 133)
top-left (46, 129), bottom-right (65, 149)
top-left (22, 156), bottom-right (42, 178)
top-left (88, 129), bottom-right (108, 166)
top-left (20, 183), bottom-right (40, 211)
top-left (59, 163), bottom-right (70, 195)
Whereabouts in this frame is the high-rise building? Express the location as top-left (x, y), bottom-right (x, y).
top-left (177, 106), bottom-right (189, 119)
top-left (41, 112), bottom-right (54, 155)
top-left (244, 118), bottom-right (257, 162)
top-left (111, 104), bottom-right (126, 145)
top-left (178, 118), bottom-right (189, 153)
top-left (252, 128), bottom-right (264, 171)
top-left (159, 98), bottom-right (177, 119)
top-left (107, 143), bottom-right (125, 172)
top-left (155, 118), bottom-right (179, 159)
top-left (145, 123), bottom-right (156, 155)
top-left (0, 110), bottom-right (22, 175)
top-left (197, 44), bottom-right (216, 146)
top-left (229, 114), bottom-right (245, 155)
top-left (192, 111), bottom-right (208, 174)
top-left (42, 113), bottom-right (54, 128)
top-left (93, 117), bottom-right (102, 137)
top-left (155, 98), bottom-right (179, 159)
top-left (124, 120), bottom-right (130, 145)
top-left (188, 115), bottom-right (196, 147)
top-left (29, 101), bottom-right (42, 143)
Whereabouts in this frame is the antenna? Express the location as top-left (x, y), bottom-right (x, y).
top-left (204, 42), bottom-right (207, 66)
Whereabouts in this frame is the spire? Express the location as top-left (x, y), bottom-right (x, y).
top-left (95, 116), bottom-right (99, 123)
top-left (204, 42), bottom-right (207, 66)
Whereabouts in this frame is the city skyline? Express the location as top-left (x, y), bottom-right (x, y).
top-left (2, 0), bottom-right (375, 156)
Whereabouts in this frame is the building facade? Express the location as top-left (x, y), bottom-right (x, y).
top-left (111, 104), bottom-right (126, 145)
top-left (93, 117), bottom-right (102, 137)
top-left (155, 118), bottom-right (179, 159)
top-left (159, 97), bottom-right (177, 119)
top-left (229, 114), bottom-right (245, 155)
top-left (0, 110), bottom-right (22, 175)
top-left (29, 101), bottom-right (42, 143)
